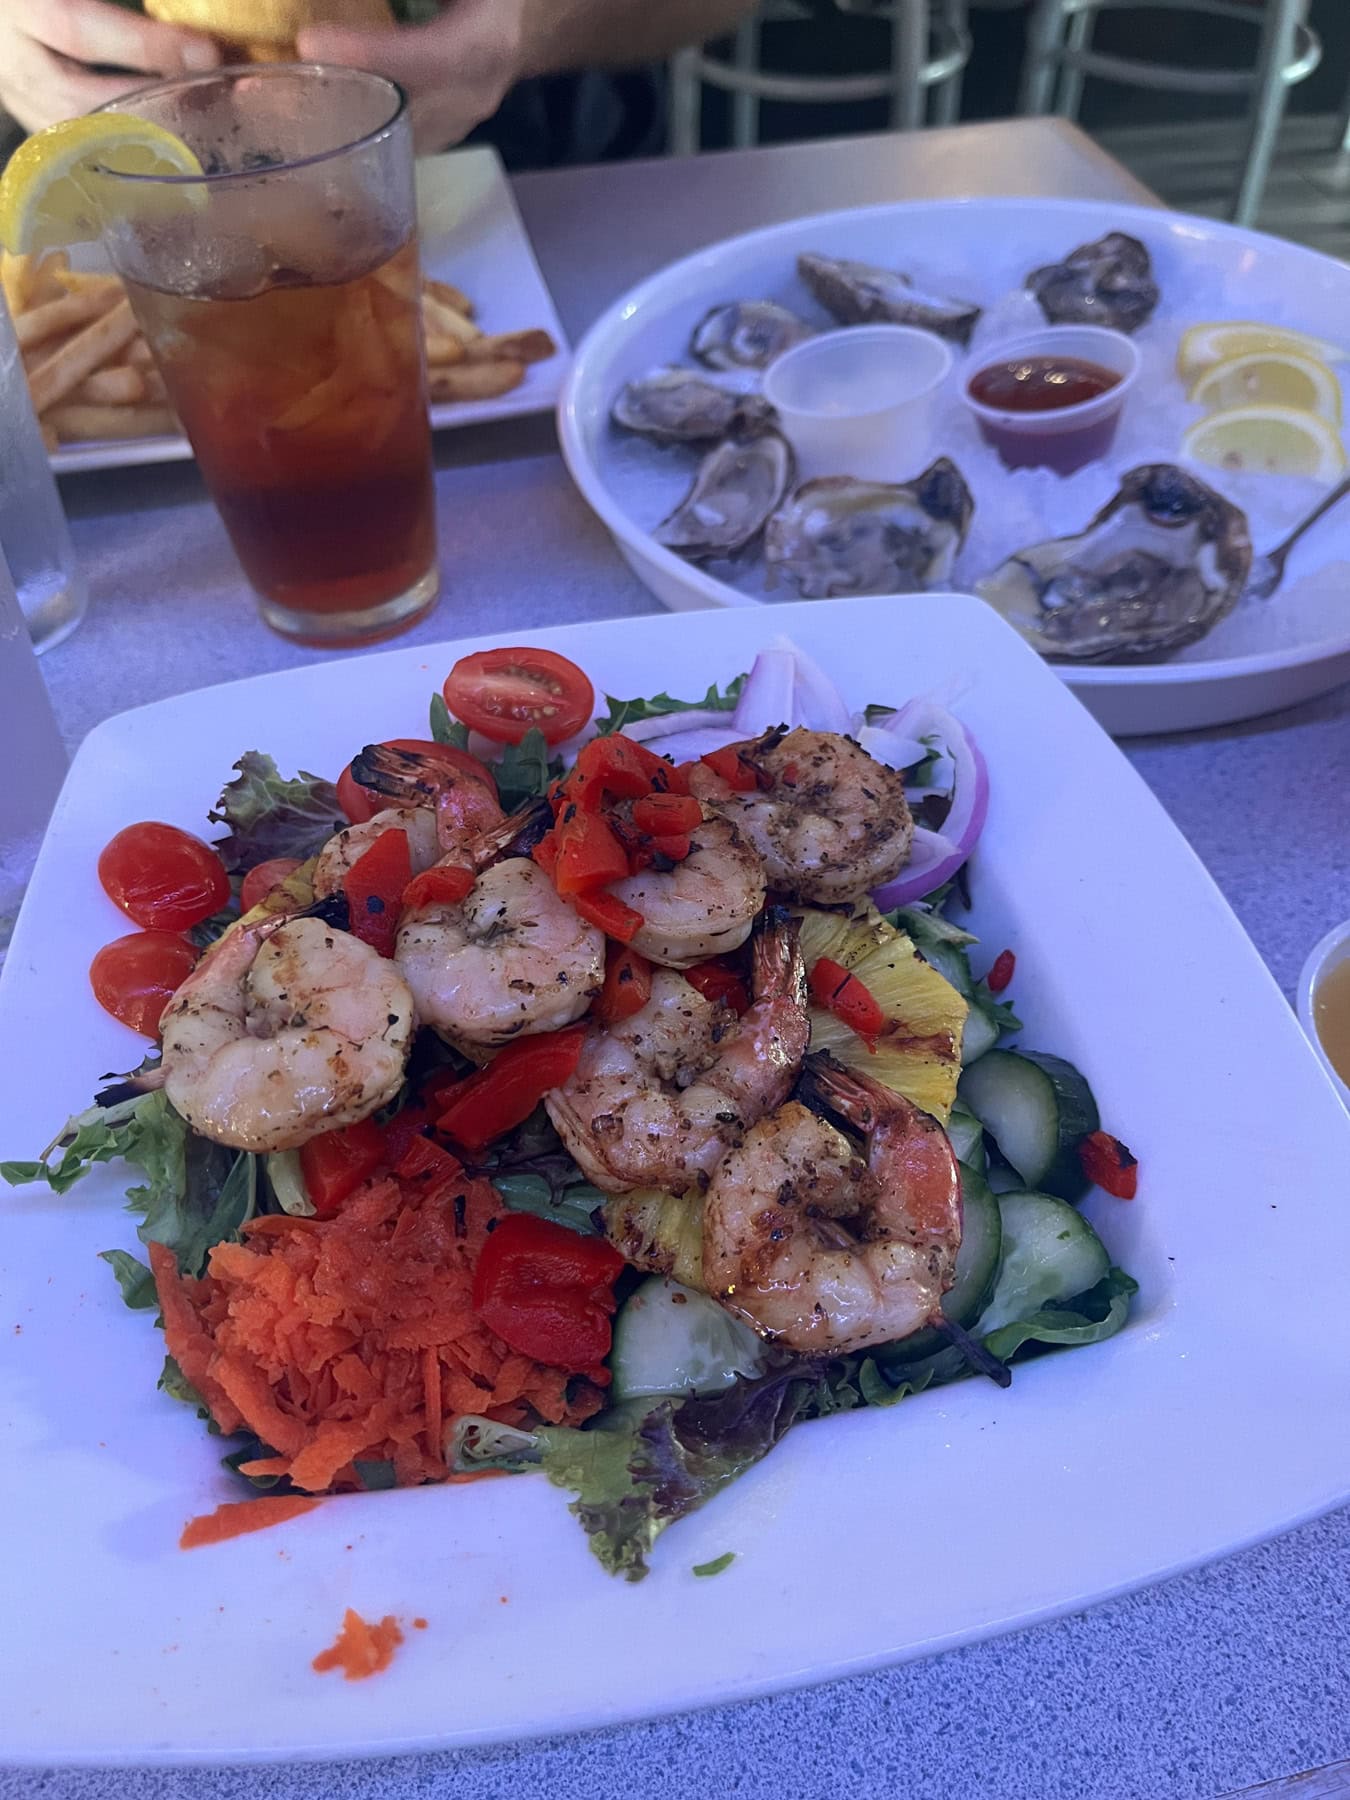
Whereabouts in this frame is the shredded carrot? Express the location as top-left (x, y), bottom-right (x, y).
top-left (180, 1495), bottom-right (320, 1550)
top-left (312, 1609), bottom-right (404, 1681)
top-left (149, 1146), bottom-right (604, 1497)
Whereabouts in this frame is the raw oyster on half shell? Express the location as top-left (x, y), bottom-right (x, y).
top-left (691, 301), bottom-right (816, 371)
top-left (975, 463), bottom-right (1251, 662)
top-left (1026, 231), bottom-right (1160, 334)
top-left (611, 365), bottom-right (776, 444)
top-left (764, 458), bottom-right (975, 599)
top-left (797, 251), bottom-right (982, 346)
top-left (654, 430), bottom-right (796, 561)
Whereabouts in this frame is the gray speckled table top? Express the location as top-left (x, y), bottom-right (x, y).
top-left (10, 120), bottom-right (1350, 1800)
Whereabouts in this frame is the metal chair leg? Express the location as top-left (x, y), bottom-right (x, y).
top-left (668, 47), bottom-right (701, 155)
top-left (889, 0), bottom-right (927, 132)
top-left (1054, 3), bottom-right (1092, 120)
top-left (1231, 0), bottom-right (1301, 227)
top-left (1018, 0), bottom-right (1069, 117)
top-left (731, 13), bottom-right (762, 148)
top-left (931, 0), bottom-right (966, 125)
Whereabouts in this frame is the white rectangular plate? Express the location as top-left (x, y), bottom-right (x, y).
top-left (48, 146), bottom-right (569, 476)
top-left (4, 593), bottom-right (1349, 1766)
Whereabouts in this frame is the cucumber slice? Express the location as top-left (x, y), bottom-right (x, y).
top-left (957, 1049), bottom-right (1099, 1201)
top-left (975, 1190), bottom-right (1110, 1337)
top-left (609, 1277), bottom-right (767, 1401)
top-left (945, 1099), bottom-right (985, 1171)
top-left (960, 1005), bottom-right (1001, 1066)
top-left (880, 1163), bottom-right (1003, 1365)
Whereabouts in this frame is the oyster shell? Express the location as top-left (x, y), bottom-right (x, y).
top-left (654, 430), bottom-right (796, 561)
top-left (1026, 231), bottom-right (1160, 334)
top-left (797, 251), bottom-right (982, 346)
top-left (975, 463), bottom-right (1251, 662)
top-left (691, 302), bottom-right (815, 371)
top-left (611, 366), bottom-right (775, 444)
top-left (764, 458), bottom-right (975, 599)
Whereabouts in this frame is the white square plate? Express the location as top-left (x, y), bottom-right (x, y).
top-left (4, 594), bottom-right (1349, 1766)
top-left (48, 146), bottom-right (569, 476)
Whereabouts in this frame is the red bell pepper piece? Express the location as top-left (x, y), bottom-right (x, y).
top-left (698, 744), bottom-right (760, 793)
top-left (342, 827), bottom-right (412, 958)
top-left (299, 1117), bottom-right (387, 1217)
top-left (553, 810), bottom-right (630, 896)
top-left (532, 829), bottom-right (559, 878)
top-left (574, 733), bottom-right (684, 801)
top-left (595, 943), bottom-right (653, 1024)
top-left (631, 792), bottom-right (702, 836)
top-left (471, 1212), bottom-right (625, 1371)
top-left (1079, 1130), bottom-right (1138, 1200)
top-left (986, 949), bottom-right (1016, 993)
top-left (435, 1026), bottom-right (587, 1152)
top-left (683, 959), bottom-right (750, 1015)
top-left (809, 956), bottom-right (886, 1045)
top-left (649, 832), bottom-right (691, 863)
top-left (393, 1132), bottom-right (465, 1193)
top-left (402, 865), bottom-right (475, 911)
top-left (380, 1102), bottom-right (430, 1167)
top-left (572, 889), bottom-right (645, 943)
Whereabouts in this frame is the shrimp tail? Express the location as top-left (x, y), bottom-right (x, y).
top-left (472, 795), bottom-right (553, 865)
top-left (349, 744), bottom-right (444, 809)
top-left (751, 905), bottom-right (806, 1006)
top-left (795, 1049), bottom-right (885, 1129)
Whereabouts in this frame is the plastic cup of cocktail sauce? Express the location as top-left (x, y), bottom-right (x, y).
top-left (961, 326), bottom-right (1140, 475)
top-left (763, 325), bottom-right (954, 480)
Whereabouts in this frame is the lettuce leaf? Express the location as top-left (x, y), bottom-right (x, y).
top-left (3, 1088), bottom-right (258, 1280)
top-left (98, 1248), bottom-right (157, 1310)
top-left (982, 1266), bottom-right (1138, 1362)
top-left (490, 728), bottom-right (562, 813)
top-left (594, 676), bottom-right (746, 737)
top-left (207, 751), bottom-right (345, 875)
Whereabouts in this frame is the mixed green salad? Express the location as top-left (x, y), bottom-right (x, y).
top-left (4, 640), bottom-right (1138, 1579)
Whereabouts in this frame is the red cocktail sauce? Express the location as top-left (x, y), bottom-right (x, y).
top-left (967, 354), bottom-right (1124, 473)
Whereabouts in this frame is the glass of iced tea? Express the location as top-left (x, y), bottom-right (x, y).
top-left (93, 66), bottom-right (437, 645)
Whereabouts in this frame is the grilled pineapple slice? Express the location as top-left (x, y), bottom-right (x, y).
top-left (797, 904), bottom-right (967, 1122)
top-left (604, 1189), bottom-right (705, 1291)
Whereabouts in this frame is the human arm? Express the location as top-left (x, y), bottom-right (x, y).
top-left (0, 0), bottom-right (220, 134)
top-left (298, 0), bottom-right (757, 153)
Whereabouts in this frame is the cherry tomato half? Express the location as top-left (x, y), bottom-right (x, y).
top-left (442, 648), bottom-right (594, 747)
top-left (336, 738), bottom-right (496, 825)
top-left (98, 822), bottom-right (230, 932)
top-left (90, 931), bottom-right (199, 1037)
top-left (240, 857), bottom-right (303, 914)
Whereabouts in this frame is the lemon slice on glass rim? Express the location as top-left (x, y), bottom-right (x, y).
top-left (0, 115), bottom-right (205, 257)
top-left (1176, 320), bottom-right (1347, 384)
top-left (1188, 349), bottom-right (1343, 425)
top-left (1182, 404), bottom-right (1348, 482)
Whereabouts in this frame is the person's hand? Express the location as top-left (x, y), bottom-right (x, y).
top-left (0, 0), bottom-right (221, 134)
top-left (297, 0), bottom-right (529, 154)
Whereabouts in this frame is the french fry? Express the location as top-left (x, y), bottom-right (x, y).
top-left (71, 365), bottom-right (147, 406)
top-left (27, 252), bottom-right (70, 306)
top-left (28, 299), bottom-right (138, 415)
top-left (422, 329), bottom-right (466, 366)
top-left (45, 402), bottom-right (177, 442)
top-left (427, 360), bottom-right (523, 403)
top-left (13, 287), bottom-right (116, 351)
top-left (52, 268), bottom-right (124, 304)
top-left (420, 291), bottom-right (481, 346)
top-left (464, 328), bottom-right (556, 367)
top-left (424, 276), bottom-right (474, 319)
top-left (140, 365), bottom-right (169, 403)
top-left (1, 251), bottom-right (41, 317)
top-left (126, 336), bottom-right (155, 368)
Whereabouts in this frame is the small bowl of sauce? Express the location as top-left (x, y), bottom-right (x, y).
top-left (962, 326), bottom-right (1141, 475)
top-left (1299, 921), bottom-right (1350, 1109)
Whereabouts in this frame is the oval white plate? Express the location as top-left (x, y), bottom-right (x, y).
top-left (559, 197), bottom-right (1350, 736)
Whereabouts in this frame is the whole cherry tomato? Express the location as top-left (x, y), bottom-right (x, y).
top-left (90, 931), bottom-right (199, 1037)
top-left (98, 823), bottom-right (230, 932)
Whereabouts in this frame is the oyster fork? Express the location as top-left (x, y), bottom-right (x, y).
top-left (1245, 472), bottom-right (1350, 600)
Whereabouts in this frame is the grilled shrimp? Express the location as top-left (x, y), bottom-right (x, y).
top-left (349, 742), bottom-right (505, 853)
top-left (689, 727), bottom-right (913, 904)
top-left (702, 1054), bottom-right (961, 1352)
top-left (605, 809), bottom-right (765, 968)
top-left (396, 854), bottom-right (604, 1049)
top-left (313, 807), bottom-right (441, 899)
top-left (545, 912), bottom-right (809, 1196)
top-left (159, 913), bottom-right (414, 1153)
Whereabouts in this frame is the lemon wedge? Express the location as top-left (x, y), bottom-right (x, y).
top-left (0, 115), bottom-right (204, 256)
top-left (1188, 350), bottom-right (1343, 425)
top-left (1177, 321), bottom-right (1347, 384)
top-left (1182, 404), bottom-right (1347, 482)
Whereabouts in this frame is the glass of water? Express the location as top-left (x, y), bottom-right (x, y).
top-left (0, 291), bottom-right (87, 652)
top-left (0, 547), bottom-right (67, 955)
